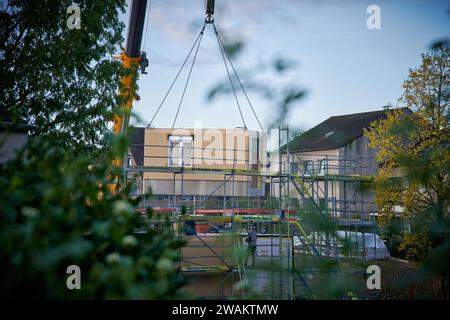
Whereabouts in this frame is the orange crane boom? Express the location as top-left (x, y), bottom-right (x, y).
top-left (110, 0), bottom-right (148, 193)
top-left (110, 0), bottom-right (216, 193)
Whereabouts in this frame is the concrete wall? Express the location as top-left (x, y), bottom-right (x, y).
top-left (338, 135), bottom-right (378, 219)
top-left (144, 178), bottom-right (250, 197)
top-left (180, 234), bottom-right (292, 299)
top-left (288, 149), bottom-right (340, 210)
top-left (271, 149), bottom-right (340, 202)
top-left (272, 138), bottom-right (379, 220)
top-left (135, 128), bottom-right (266, 197)
top-left (0, 131), bottom-right (28, 164)
top-left (339, 135), bottom-right (378, 176)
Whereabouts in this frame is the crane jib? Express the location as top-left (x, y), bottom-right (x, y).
top-left (125, 0), bottom-right (148, 58)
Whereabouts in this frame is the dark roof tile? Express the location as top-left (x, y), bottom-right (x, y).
top-left (283, 108), bottom-right (411, 152)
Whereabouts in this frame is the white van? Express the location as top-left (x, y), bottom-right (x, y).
top-left (336, 231), bottom-right (390, 260)
top-left (293, 231), bottom-right (391, 260)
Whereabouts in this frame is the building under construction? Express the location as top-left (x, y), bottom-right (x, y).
top-left (114, 0), bottom-right (392, 300)
top-left (125, 112), bottom-right (391, 299)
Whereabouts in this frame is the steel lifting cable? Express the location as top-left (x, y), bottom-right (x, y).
top-left (148, 20), bottom-right (264, 131)
top-left (147, 22), bottom-right (206, 128)
top-left (142, 0), bottom-right (151, 51)
top-left (213, 25), bottom-right (247, 129)
top-left (213, 22), bottom-right (264, 132)
top-left (171, 25), bottom-right (205, 128)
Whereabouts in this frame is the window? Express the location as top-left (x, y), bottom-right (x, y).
top-left (301, 160), bottom-right (313, 176)
top-left (318, 159), bottom-right (327, 176)
top-left (251, 176), bottom-right (260, 189)
top-left (168, 136), bottom-right (193, 167)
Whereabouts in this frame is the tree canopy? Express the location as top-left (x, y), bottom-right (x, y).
top-left (0, 0), bottom-right (127, 155)
top-left (364, 45), bottom-right (449, 266)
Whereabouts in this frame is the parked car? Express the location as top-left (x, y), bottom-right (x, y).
top-left (293, 231), bottom-right (391, 260)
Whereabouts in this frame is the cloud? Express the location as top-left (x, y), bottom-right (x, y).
top-left (146, 0), bottom-right (273, 43)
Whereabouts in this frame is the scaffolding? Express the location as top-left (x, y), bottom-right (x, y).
top-left (125, 127), bottom-right (380, 299)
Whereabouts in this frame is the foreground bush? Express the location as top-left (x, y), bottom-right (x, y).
top-left (0, 137), bottom-right (184, 299)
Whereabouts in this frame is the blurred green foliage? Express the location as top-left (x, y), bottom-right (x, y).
top-left (0, 0), bottom-right (188, 300)
top-left (206, 37), bottom-right (306, 130)
top-left (0, 136), bottom-right (185, 299)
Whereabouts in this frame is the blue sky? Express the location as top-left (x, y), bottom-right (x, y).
top-left (124, 0), bottom-right (449, 131)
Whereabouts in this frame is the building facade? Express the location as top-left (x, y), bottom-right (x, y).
top-left (127, 127), bottom-right (267, 208)
top-left (275, 109), bottom-right (410, 221)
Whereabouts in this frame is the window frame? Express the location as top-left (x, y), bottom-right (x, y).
top-left (318, 159), bottom-right (327, 176)
top-left (302, 160), bottom-right (313, 176)
top-left (168, 135), bottom-right (193, 167)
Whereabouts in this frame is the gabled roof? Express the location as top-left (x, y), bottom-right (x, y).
top-left (283, 108), bottom-right (411, 152)
top-left (0, 109), bottom-right (34, 132)
top-left (128, 127), bottom-right (145, 166)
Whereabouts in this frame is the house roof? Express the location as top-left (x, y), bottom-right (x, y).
top-left (0, 109), bottom-right (34, 132)
top-left (282, 108), bottom-right (411, 153)
top-left (128, 127), bottom-right (145, 166)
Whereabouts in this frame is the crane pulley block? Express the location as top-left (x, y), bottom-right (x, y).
top-left (140, 51), bottom-right (149, 74)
